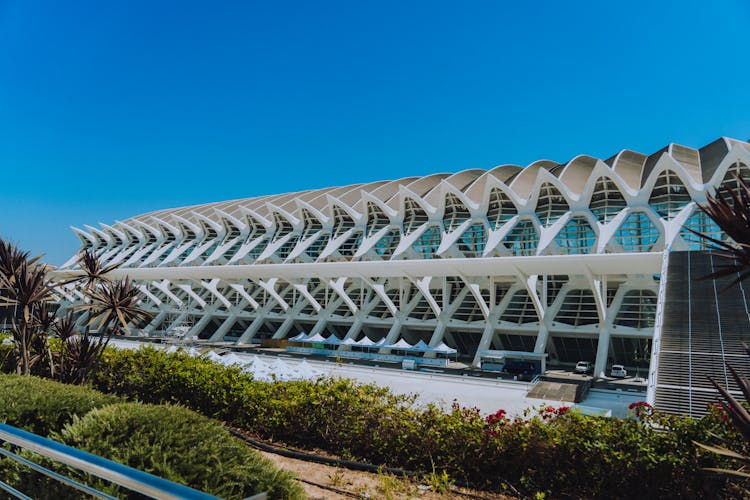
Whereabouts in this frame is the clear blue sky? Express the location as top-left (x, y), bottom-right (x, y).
top-left (1, 0), bottom-right (749, 265)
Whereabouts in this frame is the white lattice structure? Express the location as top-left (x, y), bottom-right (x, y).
top-left (56, 137), bottom-right (750, 376)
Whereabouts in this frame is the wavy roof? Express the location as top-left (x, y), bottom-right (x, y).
top-left (117, 137), bottom-right (747, 227)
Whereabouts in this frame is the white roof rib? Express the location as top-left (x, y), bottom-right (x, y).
top-left (120, 137), bottom-right (750, 227)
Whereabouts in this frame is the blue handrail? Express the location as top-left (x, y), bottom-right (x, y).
top-left (0, 423), bottom-right (220, 499)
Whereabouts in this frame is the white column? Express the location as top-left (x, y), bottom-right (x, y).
top-left (143, 310), bottom-right (168, 335)
top-left (424, 320), bottom-right (448, 359)
top-left (185, 313), bottom-right (213, 339)
top-left (378, 315), bottom-right (404, 353)
top-left (472, 322), bottom-right (495, 367)
top-left (237, 315), bottom-right (265, 344)
top-left (209, 314), bottom-right (238, 342)
top-left (163, 312), bottom-right (188, 333)
top-left (272, 316), bottom-right (296, 340)
top-left (309, 313), bottom-right (331, 337)
top-left (533, 323), bottom-right (550, 354)
top-left (594, 325), bottom-right (611, 377)
top-left (344, 316), bottom-right (364, 340)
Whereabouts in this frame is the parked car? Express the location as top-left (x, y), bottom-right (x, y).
top-left (575, 361), bottom-right (593, 374)
top-left (610, 364), bottom-right (627, 378)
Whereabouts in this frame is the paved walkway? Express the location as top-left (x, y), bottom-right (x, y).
top-left (110, 339), bottom-right (563, 416)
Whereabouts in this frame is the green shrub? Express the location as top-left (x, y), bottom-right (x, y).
top-left (0, 374), bottom-right (120, 435)
top-left (87, 346), bottom-right (739, 497)
top-left (41, 402), bottom-right (304, 500)
top-left (0, 342), bottom-right (738, 497)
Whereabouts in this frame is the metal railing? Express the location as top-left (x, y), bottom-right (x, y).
top-left (0, 422), bottom-right (266, 499)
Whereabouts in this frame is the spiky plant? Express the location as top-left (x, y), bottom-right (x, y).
top-left (0, 261), bottom-right (59, 374)
top-left (687, 174), bottom-right (750, 285)
top-left (0, 237), bottom-right (152, 383)
top-left (53, 311), bottom-right (77, 342)
top-left (76, 249), bottom-right (119, 292)
top-left (0, 239), bottom-right (40, 287)
top-left (30, 301), bottom-right (57, 377)
top-left (76, 277), bottom-right (154, 335)
top-left (690, 174), bottom-right (750, 487)
top-left (694, 343), bottom-right (750, 481)
top-left (66, 278), bottom-right (153, 384)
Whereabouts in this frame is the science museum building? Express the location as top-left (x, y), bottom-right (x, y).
top-left (58, 137), bottom-right (750, 416)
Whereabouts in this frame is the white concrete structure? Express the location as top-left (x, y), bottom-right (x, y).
top-left (57, 137), bottom-right (750, 382)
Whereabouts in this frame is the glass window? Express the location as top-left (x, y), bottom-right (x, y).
top-left (487, 188), bottom-right (517, 230)
top-left (373, 229), bottom-right (400, 259)
top-left (679, 210), bottom-right (726, 250)
top-left (554, 216), bottom-right (596, 254)
top-left (301, 209), bottom-right (323, 240)
top-left (337, 229), bottom-right (363, 258)
top-left (366, 202), bottom-right (389, 237)
top-left (305, 231), bottom-right (330, 259)
top-left (272, 213), bottom-right (293, 242)
top-left (332, 206), bottom-right (355, 238)
top-left (719, 162), bottom-right (750, 204)
top-left (404, 198), bottom-right (428, 235)
top-left (443, 193), bottom-right (471, 232)
top-left (503, 218), bottom-right (539, 256)
top-left (458, 222), bottom-right (487, 257)
top-left (554, 290), bottom-right (598, 326)
top-left (412, 225), bottom-right (441, 259)
top-left (649, 170), bottom-right (691, 220)
top-left (589, 177), bottom-right (626, 224)
top-left (614, 212), bottom-right (659, 252)
top-left (500, 290), bottom-right (539, 324)
top-left (614, 290), bottom-right (657, 329)
top-left (536, 183), bottom-right (568, 227)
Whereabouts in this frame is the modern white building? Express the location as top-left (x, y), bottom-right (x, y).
top-left (57, 137), bottom-right (750, 413)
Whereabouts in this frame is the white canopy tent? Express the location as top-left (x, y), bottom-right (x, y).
top-left (432, 341), bottom-right (457, 354)
top-left (412, 340), bottom-right (433, 352)
top-left (387, 338), bottom-right (415, 350)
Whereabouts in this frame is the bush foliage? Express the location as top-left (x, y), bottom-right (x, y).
top-left (53, 402), bottom-right (304, 500)
top-left (84, 345), bottom-right (741, 498)
top-left (0, 373), bottom-right (119, 435)
top-left (0, 371), bottom-right (303, 499)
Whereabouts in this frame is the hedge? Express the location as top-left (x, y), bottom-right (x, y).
top-left (85, 345), bottom-right (741, 498)
top-left (0, 374), bottom-right (120, 435)
top-left (0, 373), bottom-right (303, 499)
top-left (49, 402), bottom-right (304, 500)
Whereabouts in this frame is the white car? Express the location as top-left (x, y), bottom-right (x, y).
top-left (610, 364), bottom-right (627, 378)
top-left (574, 361), bottom-right (593, 374)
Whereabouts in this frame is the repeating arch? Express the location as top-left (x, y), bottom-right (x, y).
top-left (535, 182), bottom-right (569, 227)
top-left (442, 193), bottom-right (471, 232)
top-left (486, 188), bottom-right (517, 230)
top-left (648, 170), bottom-right (691, 220)
top-left (64, 136), bottom-right (750, 269)
top-left (589, 177), bottom-right (627, 224)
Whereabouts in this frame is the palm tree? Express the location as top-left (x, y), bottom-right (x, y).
top-left (70, 277), bottom-right (154, 383)
top-left (76, 249), bottom-right (119, 292)
top-left (0, 239), bottom-right (41, 286)
top-left (0, 237), bottom-right (152, 382)
top-left (0, 261), bottom-right (59, 374)
top-left (76, 277), bottom-right (154, 335)
top-left (0, 239), bottom-right (41, 329)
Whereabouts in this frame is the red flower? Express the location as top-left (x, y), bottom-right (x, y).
top-left (486, 409), bottom-right (508, 426)
top-left (628, 401), bottom-right (653, 419)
